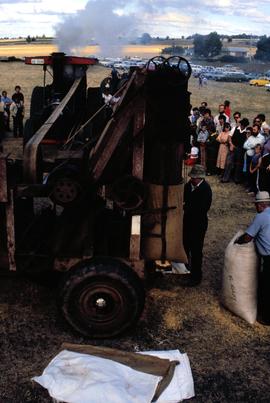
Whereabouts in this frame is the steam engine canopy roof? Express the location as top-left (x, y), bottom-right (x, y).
top-left (25, 53), bottom-right (98, 66)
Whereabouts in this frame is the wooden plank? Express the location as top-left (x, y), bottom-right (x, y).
top-left (132, 97), bottom-right (145, 180)
top-left (61, 342), bottom-right (173, 377)
top-left (130, 215), bottom-right (141, 261)
top-left (2, 138), bottom-right (23, 160)
top-left (6, 189), bottom-right (16, 271)
top-left (89, 72), bottom-right (146, 182)
top-left (55, 149), bottom-right (84, 160)
top-left (111, 71), bottom-right (136, 113)
top-left (61, 342), bottom-right (178, 402)
top-left (0, 157), bottom-right (8, 202)
top-left (16, 184), bottom-right (50, 198)
top-left (40, 146), bottom-right (84, 164)
top-left (90, 76), bottom-right (135, 170)
top-left (23, 77), bottom-right (83, 184)
top-left (130, 98), bottom-right (145, 261)
top-left (89, 99), bottom-right (137, 182)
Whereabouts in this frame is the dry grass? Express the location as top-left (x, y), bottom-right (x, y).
top-left (1, 177), bottom-right (270, 402)
top-left (1, 62), bottom-right (270, 123)
top-left (0, 43), bottom-right (166, 58)
top-left (0, 63), bottom-right (108, 117)
top-left (1, 62), bottom-right (270, 402)
top-left (189, 78), bottom-right (270, 122)
top-left (0, 62), bottom-right (52, 116)
top-left (0, 42), bottom-right (269, 123)
top-left (0, 43), bottom-right (58, 57)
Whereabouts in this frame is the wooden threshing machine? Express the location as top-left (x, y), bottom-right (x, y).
top-left (0, 53), bottom-right (192, 337)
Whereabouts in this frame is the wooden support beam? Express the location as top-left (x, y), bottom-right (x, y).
top-left (132, 97), bottom-right (145, 180)
top-left (6, 190), bottom-right (16, 271)
top-left (89, 99), bottom-right (137, 182)
top-left (23, 77), bottom-right (83, 184)
top-left (15, 184), bottom-right (50, 198)
top-left (130, 215), bottom-right (141, 261)
top-left (0, 156), bottom-right (8, 202)
top-left (89, 71), bottom-right (146, 183)
top-left (129, 97), bottom-right (145, 261)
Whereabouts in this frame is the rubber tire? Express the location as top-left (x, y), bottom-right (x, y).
top-left (59, 258), bottom-right (145, 338)
top-left (30, 86), bottom-right (45, 118)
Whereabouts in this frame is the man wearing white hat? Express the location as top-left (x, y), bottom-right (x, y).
top-left (235, 191), bottom-right (270, 324)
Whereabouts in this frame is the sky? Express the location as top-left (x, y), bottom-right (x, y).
top-left (0, 0), bottom-right (270, 39)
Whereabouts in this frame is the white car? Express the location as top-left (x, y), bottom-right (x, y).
top-left (265, 83), bottom-right (270, 91)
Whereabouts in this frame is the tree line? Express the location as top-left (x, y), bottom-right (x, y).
top-left (159, 32), bottom-right (270, 62)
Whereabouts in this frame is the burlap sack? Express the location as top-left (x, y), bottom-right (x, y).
top-left (142, 184), bottom-right (187, 263)
top-left (221, 231), bottom-right (259, 324)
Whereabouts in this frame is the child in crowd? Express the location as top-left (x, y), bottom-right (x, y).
top-left (197, 125), bottom-right (209, 168)
top-left (249, 144), bottom-right (262, 195)
top-left (185, 141), bottom-right (199, 166)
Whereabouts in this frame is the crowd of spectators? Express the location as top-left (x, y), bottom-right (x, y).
top-left (0, 85), bottom-right (24, 141)
top-left (187, 101), bottom-right (270, 195)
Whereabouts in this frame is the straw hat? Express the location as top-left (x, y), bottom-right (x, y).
top-left (254, 191), bottom-right (270, 203)
top-left (188, 164), bottom-right (206, 179)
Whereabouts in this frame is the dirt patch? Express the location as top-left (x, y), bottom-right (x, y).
top-left (1, 177), bottom-right (270, 402)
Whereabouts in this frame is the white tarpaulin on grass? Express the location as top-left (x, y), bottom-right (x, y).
top-left (33, 349), bottom-right (194, 403)
top-left (140, 350), bottom-right (194, 403)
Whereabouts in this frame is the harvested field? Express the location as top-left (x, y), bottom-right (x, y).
top-left (1, 61), bottom-right (269, 122)
top-left (188, 78), bottom-right (270, 123)
top-left (0, 63), bottom-right (270, 402)
top-left (0, 42), bottom-right (166, 58)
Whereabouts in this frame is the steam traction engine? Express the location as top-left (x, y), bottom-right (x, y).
top-left (0, 54), bottom-right (192, 337)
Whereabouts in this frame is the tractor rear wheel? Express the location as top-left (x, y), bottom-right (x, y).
top-left (59, 258), bottom-right (145, 338)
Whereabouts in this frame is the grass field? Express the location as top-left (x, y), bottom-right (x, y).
top-left (188, 78), bottom-right (270, 122)
top-left (0, 40), bottom-right (269, 123)
top-left (0, 61), bottom-right (269, 123)
top-left (0, 42), bottom-right (166, 58)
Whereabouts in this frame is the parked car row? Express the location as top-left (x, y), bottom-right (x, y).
top-left (191, 64), bottom-right (251, 83)
top-left (99, 58), bottom-right (270, 89)
top-left (99, 57), bottom-right (146, 69)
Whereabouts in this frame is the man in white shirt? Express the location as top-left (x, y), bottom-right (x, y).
top-left (0, 96), bottom-right (5, 141)
top-left (235, 191), bottom-right (270, 324)
top-left (244, 125), bottom-right (265, 192)
top-left (244, 124), bottom-right (265, 158)
top-left (256, 114), bottom-right (268, 132)
top-left (230, 111), bottom-right (241, 132)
